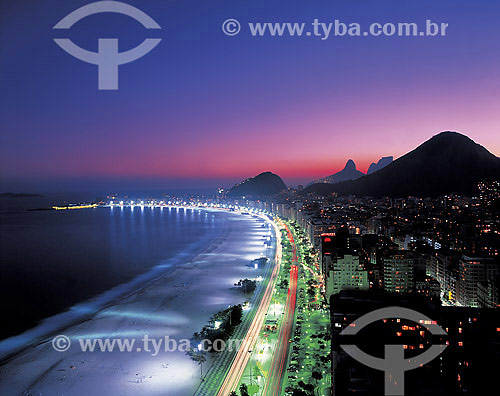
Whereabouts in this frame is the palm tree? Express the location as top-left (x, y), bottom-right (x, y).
top-left (239, 383), bottom-right (250, 396)
top-left (186, 348), bottom-right (207, 378)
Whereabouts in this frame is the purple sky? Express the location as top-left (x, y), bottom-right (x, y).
top-left (1, 0), bottom-right (499, 191)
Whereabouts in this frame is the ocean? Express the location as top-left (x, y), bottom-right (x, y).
top-left (0, 200), bottom-right (223, 340)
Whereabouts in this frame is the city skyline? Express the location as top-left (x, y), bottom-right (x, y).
top-left (1, 2), bottom-right (498, 396)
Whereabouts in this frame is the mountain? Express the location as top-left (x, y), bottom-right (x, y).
top-left (367, 156), bottom-right (393, 174)
top-left (303, 132), bottom-right (500, 197)
top-left (311, 159), bottom-right (365, 185)
top-left (227, 172), bottom-right (287, 197)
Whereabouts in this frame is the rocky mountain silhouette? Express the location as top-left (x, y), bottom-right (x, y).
top-left (304, 132), bottom-right (500, 197)
top-left (310, 159), bottom-right (365, 185)
top-left (227, 172), bottom-right (287, 197)
top-left (367, 156), bottom-right (393, 174)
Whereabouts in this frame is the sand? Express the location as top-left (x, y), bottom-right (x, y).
top-left (0, 209), bottom-right (275, 396)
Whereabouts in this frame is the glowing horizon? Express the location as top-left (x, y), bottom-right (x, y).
top-left (1, 0), bottom-right (499, 191)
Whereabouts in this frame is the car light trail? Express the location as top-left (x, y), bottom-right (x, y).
top-left (261, 221), bottom-right (298, 396)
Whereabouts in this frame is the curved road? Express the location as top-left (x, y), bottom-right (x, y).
top-left (213, 217), bottom-right (283, 396)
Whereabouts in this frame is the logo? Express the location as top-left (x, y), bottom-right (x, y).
top-left (53, 1), bottom-right (161, 90)
top-left (340, 307), bottom-right (447, 396)
top-left (52, 334), bottom-right (71, 352)
top-left (222, 19), bottom-right (241, 36)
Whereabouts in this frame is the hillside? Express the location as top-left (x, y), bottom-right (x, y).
top-left (303, 132), bottom-right (500, 197)
top-left (227, 172), bottom-right (287, 197)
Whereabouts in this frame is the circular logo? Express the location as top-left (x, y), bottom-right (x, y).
top-left (222, 19), bottom-right (241, 36)
top-left (52, 335), bottom-right (71, 352)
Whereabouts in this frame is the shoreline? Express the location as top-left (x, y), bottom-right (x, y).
top-left (0, 208), bottom-right (276, 396)
top-left (0, 207), bottom-right (226, 362)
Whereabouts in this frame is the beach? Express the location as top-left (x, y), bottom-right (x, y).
top-left (0, 209), bottom-right (274, 396)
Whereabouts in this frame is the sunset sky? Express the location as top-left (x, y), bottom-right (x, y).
top-left (1, 0), bottom-right (499, 192)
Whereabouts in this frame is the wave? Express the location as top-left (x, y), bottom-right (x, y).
top-left (0, 209), bottom-right (225, 363)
